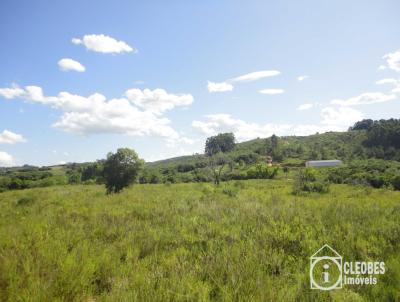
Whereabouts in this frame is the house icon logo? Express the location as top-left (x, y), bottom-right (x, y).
top-left (310, 244), bottom-right (342, 290)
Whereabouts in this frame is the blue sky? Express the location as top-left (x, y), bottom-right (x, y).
top-left (0, 0), bottom-right (399, 166)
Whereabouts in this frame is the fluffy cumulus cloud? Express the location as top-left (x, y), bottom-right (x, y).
top-left (72, 34), bottom-right (136, 54)
top-left (259, 89), bottom-right (284, 95)
top-left (58, 58), bottom-right (86, 72)
top-left (297, 103), bottom-right (314, 111)
top-left (0, 84), bottom-right (194, 140)
top-left (192, 105), bottom-right (363, 142)
top-left (321, 106), bottom-right (363, 126)
top-left (207, 81), bottom-right (233, 93)
top-left (192, 114), bottom-right (291, 141)
top-left (207, 70), bottom-right (280, 93)
top-left (0, 85), bottom-right (25, 99)
top-left (331, 92), bottom-right (396, 106)
top-left (192, 114), bottom-right (345, 141)
top-left (0, 151), bottom-right (14, 167)
top-left (0, 130), bottom-right (26, 144)
top-left (383, 49), bottom-right (400, 72)
top-left (125, 88), bottom-right (193, 115)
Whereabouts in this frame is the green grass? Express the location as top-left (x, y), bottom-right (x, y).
top-left (0, 180), bottom-right (399, 301)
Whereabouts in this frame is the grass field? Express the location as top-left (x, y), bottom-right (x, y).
top-left (0, 180), bottom-right (399, 301)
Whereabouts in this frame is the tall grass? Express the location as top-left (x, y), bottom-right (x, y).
top-left (0, 180), bottom-right (399, 301)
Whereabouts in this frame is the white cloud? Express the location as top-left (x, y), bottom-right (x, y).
top-left (192, 114), bottom-right (292, 142)
top-left (375, 78), bottom-right (397, 85)
top-left (125, 88), bottom-right (193, 115)
top-left (378, 65), bottom-right (387, 70)
top-left (0, 130), bottom-right (26, 144)
top-left (0, 85), bottom-right (25, 99)
top-left (297, 75), bottom-right (309, 81)
top-left (207, 81), bottom-right (234, 92)
top-left (231, 70), bottom-right (281, 82)
top-left (259, 89), bottom-right (284, 95)
top-left (374, 78), bottom-right (400, 94)
top-left (321, 106), bottom-right (363, 126)
top-left (165, 136), bottom-right (196, 148)
top-left (0, 151), bottom-right (14, 167)
top-left (297, 103), bottom-right (314, 111)
top-left (0, 84), bottom-right (194, 140)
top-left (71, 38), bottom-right (82, 45)
top-left (58, 58), bottom-right (86, 72)
top-left (72, 34), bottom-right (136, 54)
top-left (383, 49), bottom-right (400, 72)
top-left (180, 137), bottom-right (195, 145)
top-left (331, 92), bottom-right (396, 106)
top-left (207, 70), bottom-right (281, 93)
top-left (192, 106), bottom-right (364, 142)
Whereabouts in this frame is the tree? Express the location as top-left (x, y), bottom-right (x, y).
top-left (208, 153), bottom-right (231, 185)
top-left (350, 119), bottom-right (374, 131)
top-left (103, 148), bottom-right (144, 193)
top-left (81, 161), bottom-right (104, 183)
top-left (267, 134), bottom-right (283, 161)
top-left (205, 133), bottom-right (235, 156)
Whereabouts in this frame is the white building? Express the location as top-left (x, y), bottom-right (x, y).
top-left (305, 160), bottom-right (342, 168)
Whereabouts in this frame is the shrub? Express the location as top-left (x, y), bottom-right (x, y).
top-left (180, 173), bottom-right (194, 183)
top-left (234, 153), bottom-right (259, 164)
top-left (67, 171), bottom-right (81, 184)
top-left (246, 164), bottom-right (279, 179)
top-left (392, 175), bottom-right (400, 190)
top-left (293, 168), bottom-right (329, 194)
top-left (176, 163), bottom-right (195, 173)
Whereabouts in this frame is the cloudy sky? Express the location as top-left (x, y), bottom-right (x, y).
top-left (0, 0), bottom-right (399, 166)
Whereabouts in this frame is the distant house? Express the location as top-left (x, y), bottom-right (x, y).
top-left (305, 160), bottom-right (342, 168)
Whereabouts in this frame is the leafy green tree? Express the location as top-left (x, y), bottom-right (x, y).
top-left (103, 148), bottom-right (144, 193)
top-left (271, 134), bottom-right (278, 150)
top-left (205, 133), bottom-right (235, 156)
top-left (81, 161), bottom-right (104, 183)
top-left (363, 119), bottom-right (400, 149)
top-left (266, 134), bottom-right (284, 161)
top-left (350, 119), bottom-right (374, 131)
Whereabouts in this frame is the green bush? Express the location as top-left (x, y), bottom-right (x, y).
top-left (325, 159), bottom-right (400, 189)
top-left (392, 175), bottom-right (400, 190)
top-left (293, 168), bottom-right (329, 194)
top-left (246, 164), bottom-right (279, 179)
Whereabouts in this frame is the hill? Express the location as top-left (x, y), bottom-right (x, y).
top-left (1, 119), bottom-right (400, 191)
